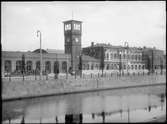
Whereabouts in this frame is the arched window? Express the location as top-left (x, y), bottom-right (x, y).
top-left (139, 65), bottom-right (141, 70)
top-left (106, 64), bottom-right (109, 70)
top-left (62, 61), bottom-right (67, 73)
top-left (131, 65), bottom-right (134, 70)
top-left (36, 61), bottom-right (40, 72)
top-left (54, 61), bottom-right (59, 73)
top-left (16, 60), bottom-right (22, 72)
top-left (142, 65), bottom-right (145, 69)
top-left (45, 61), bottom-right (51, 73)
top-left (107, 53), bottom-right (109, 60)
top-left (135, 65), bottom-right (137, 70)
top-left (132, 55), bottom-right (134, 60)
top-left (87, 64), bottom-right (89, 70)
top-left (5, 60), bottom-right (11, 73)
top-left (114, 53), bottom-right (117, 59)
top-left (123, 54), bottom-right (125, 59)
top-left (110, 53), bottom-right (113, 60)
top-left (26, 61), bottom-right (32, 72)
top-left (111, 64), bottom-right (113, 70)
top-left (91, 64), bottom-right (94, 70)
top-left (135, 55), bottom-right (137, 61)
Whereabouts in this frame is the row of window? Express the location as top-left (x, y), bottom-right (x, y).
top-left (4, 60), bottom-right (67, 73)
top-left (4, 60), bottom-right (145, 74)
top-left (82, 63), bottom-right (145, 70)
top-left (105, 53), bottom-right (142, 61)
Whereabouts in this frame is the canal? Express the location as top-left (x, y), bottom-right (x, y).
top-left (2, 84), bottom-right (166, 123)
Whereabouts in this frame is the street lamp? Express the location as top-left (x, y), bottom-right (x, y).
top-left (124, 42), bottom-right (129, 74)
top-left (37, 30), bottom-right (42, 80)
top-left (119, 50), bottom-right (122, 76)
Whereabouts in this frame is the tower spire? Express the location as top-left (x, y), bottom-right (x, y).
top-left (72, 10), bottom-right (74, 20)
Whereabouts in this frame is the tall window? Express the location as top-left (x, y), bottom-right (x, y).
top-left (110, 53), bottom-right (113, 60)
top-left (131, 65), bottom-right (134, 70)
top-left (45, 61), bottom-right (51, 73)
top-left (135, 55), bottom-right (137, 61)
top-left (54, 61), bottom-right (59, 73)
top-left (5, 60), bottom-right (11, 72)
top-left (114, 53), bottom-right (117, 59)
top-left (91, 64), bottom-right (94, 70)
top-left (123, 54), bottom-right (125, 59)
top-left (106, 64), bottom-right (109, 70)
top-left (26, 61), bottom-right (32, 72)
top-left (16, 60), bottom-right (22, 72)
top-left (87, 64), bottom-right (89, 70)
top-left (36, 61), bottom-right (40, 72)
top-left (139, 65), bottom-right (141, 70)
top-left (135, 65), bottom-right (137, 70)
top-left (62, 61), bottom-right (67, 73)
top-left (111, 64), bottom-right (113, 70)
top-left (132, 55), bottom-right (134, 60)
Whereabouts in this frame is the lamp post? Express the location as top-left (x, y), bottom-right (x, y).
top-left (66, 55), bottom-right (68, 79)
top-left (160, 57), bottom-right (163, 75)
top-left (37, 30), bottom-right (42, 80)
top-left (119, 50), bottom-right (122, 76)
top-left (124, 42), bottom-right (129, 75)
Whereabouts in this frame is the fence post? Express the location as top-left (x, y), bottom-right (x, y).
top-left (35, 71), bottom-right (37, 80)
top-left (111, 72), bottom-right (112, 77)
top-left (91, 73), bottom-right (92, 78)
top-left (46, 73), bottom-right (48, 80)
top-left (98, 73), bottom-right (99, 78)
top-left (75, 72), bottom-right (76, 79)
top-left (9, 74), bottom-right (11, 82)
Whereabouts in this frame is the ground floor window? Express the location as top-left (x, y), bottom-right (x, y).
top-left (91, 64), bottom-right (94, 70)
top-left (35, 61), bottom-right (41, 74)
top-left (45, 61), bottom-right (51, 73)
top-left (5, 60), bottom-right (12, 73)
top-left (16, 60), bottom-right (22, 72)
top-left (26, 61), bottom-right (32, 72)
top-left (131, 65), bottom-right (134, 70)
top-left (54, 61), bottom-right (59, 73)
top-left (135, 65), bottom-right (137, 70)
top-left (62, 61), bottom-right (67, 73)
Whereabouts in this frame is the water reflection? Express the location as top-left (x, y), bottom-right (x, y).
top-left (2, 85), bottom-right (166, 123)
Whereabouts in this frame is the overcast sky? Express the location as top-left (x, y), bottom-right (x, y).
top-left (1, 1), bottom-right (166, 52)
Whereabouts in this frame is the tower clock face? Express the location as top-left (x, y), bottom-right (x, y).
top-left (65, 24), bottom-right (71, 31)
top-left (74, 24), bottom-right (80, 30)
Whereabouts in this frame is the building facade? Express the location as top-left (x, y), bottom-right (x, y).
top-left (1, 19), bottom-right (166, 76)
top-left (82, 42), bottom-right (145, 73)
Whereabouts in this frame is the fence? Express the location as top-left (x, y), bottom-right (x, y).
top-left (2, 69), bottom-right (166, 82)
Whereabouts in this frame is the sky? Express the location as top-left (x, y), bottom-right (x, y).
top-left (1, 1), bottom-right (166, 52)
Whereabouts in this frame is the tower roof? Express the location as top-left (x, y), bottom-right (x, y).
top-left (63, 20), bottom-right (82, 23)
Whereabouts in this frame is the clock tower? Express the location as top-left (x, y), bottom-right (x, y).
top-left (63, 20), bottom-right (82, 74)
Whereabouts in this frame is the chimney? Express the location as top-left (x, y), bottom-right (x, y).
top-left (91, 42), bottom-right (94, 47)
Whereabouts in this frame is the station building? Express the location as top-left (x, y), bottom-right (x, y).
top-left (1, 19), bottom-right (166, 76)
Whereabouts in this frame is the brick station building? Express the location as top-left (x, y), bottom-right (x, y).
top-left (1, 19), bottom-right (166, 76)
